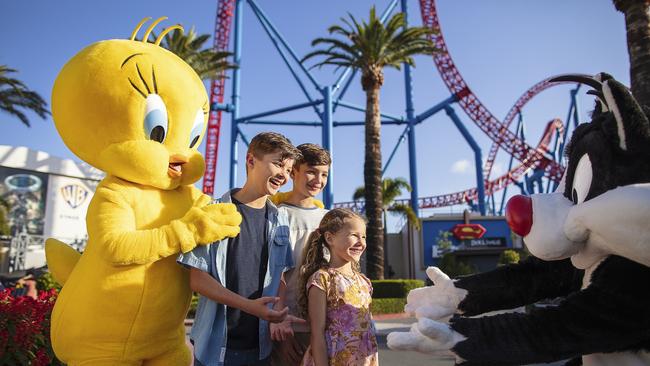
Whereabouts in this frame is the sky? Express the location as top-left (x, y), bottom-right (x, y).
top-left (0, 0), bottom-right (630, 230)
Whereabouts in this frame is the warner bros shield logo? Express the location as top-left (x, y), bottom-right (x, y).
top-left (60, 184), bottom-right (89, 209)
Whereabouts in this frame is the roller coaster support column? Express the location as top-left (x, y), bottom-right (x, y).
top-left (322, 86), bottom-right (334, 208)
top-left (229, 0), bottom-right (244, 189)
top-left (401, 0), bottom-right (419, 217)
top-left (559, 85), bottom-right (581, 165)
top-left (444, 106), bottom-right (486, 215)
top-left (498, 113), bottom-right (525, 214)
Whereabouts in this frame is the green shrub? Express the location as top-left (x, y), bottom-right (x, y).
top-left (436, 230), bottom-right (453, 253)
top-left (187, 293), bottom-right (200, 319)
top-left (498, 249), bottom-right (520, 266)
top-left (184, 280), bottom-right (423, 318)
top-left (438, 252), bottom-right (475, 278)
top-left (370, 298), bottom-right (406, 314)
top-left (371, 279), bottom-right (425, 299)
top-left (36, 271), bottom-right (62, 292)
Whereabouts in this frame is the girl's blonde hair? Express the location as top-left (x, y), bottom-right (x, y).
top-left (297, 208), bottom-right (365, 317)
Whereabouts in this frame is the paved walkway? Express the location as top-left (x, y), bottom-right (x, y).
top-left (185, 315), bottom-right (563, 366)
top-left (373, 315), bottom-right (456, 366)
top-left (185, 315), bottom-right (455, 366)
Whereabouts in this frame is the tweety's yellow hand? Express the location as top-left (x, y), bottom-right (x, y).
top-left (174, 202), bottom-right (242, 250)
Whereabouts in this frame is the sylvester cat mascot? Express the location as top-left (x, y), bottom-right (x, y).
top-left (388, 73), bottom-right (650, 366)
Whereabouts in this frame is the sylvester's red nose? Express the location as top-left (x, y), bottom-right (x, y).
top-left (505, 195), bottom-right (533, 236)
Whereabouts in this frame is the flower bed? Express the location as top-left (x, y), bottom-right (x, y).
top-left (0, 288), bottom-right (62, 365)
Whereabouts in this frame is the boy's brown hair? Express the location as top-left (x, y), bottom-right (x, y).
top-left (295, 143), bottom-right (331, 167)
top-left (247, 132), bottom-right (301, 161)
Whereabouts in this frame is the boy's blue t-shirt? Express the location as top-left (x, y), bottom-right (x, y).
top-left (225, 197), bottom-right (268, 349)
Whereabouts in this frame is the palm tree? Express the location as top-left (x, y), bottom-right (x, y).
top-left (303, 7), bottom-right (437, 279)
top-left (353, 177), bottom-right (420, 230)
top-left (613, 0), bottom-right (650, 108)
top-left (158, 27), bottom-right (234, 80)
top-left (353, 177), bottom-right (421, 277)
top-left (0, 65), bottom-right (49, 127)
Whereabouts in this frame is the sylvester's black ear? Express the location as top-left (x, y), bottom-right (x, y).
top-left (595, 72), bottom-right (614, 83)
top-left (589, 73), bottom-right (615, 115)
top-left (551, 73), bottom-right (611, 112)
top-left (602, 78), bottom-right (650, 153)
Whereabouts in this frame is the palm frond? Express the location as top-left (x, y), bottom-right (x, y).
top-left (388, 203), bottom-right (421, 230)
top-left (302, 7), bottom-right (438, 76)
top-left (383, 177), bottom-right (412, 203)
top-left (158, 27), bottom-right (235, 80)
top-left (352, 186), bottom-right (366, 201)
top-left (0, 65), bottom-right (50, 126)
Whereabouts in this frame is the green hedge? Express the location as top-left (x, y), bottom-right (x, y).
top-left (371, 279), bottom-right (424, 299)
top-left (36, 271), bottom-right (62, 292)
top-left (371, 298), bottom-right (406, 314)
top-left (498, 249), bottom-right (521, 266)
top-left (186, 279), bottom-right (424, 318)
top-left (188, 293), bottom-right (199, 319)
top-left (187, 296), bottom-right (409, 318)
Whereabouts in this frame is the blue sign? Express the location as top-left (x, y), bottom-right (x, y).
top-left (422, 216), bottom-right (513, 267)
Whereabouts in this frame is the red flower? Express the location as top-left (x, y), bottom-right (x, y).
top-left (0, 287), bottom-right (60, 365)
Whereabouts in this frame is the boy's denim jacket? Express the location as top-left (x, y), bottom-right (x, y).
top-left (177, 190), bottom-right (293, 366)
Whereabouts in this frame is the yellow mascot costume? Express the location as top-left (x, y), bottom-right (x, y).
top-left (45, 17), bottom-right (242, 365)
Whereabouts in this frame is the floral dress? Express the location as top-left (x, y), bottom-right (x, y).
top-left (301, 268), bottom-right (379, 366)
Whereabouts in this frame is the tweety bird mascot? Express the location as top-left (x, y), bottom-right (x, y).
top-left (45, 17), bottom-right (242, 365)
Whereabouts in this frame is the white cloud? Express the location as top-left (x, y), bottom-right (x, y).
top-left (491, 162), bottom-right (505, 177)
top-left (451, 159), bottom-right (471, 174)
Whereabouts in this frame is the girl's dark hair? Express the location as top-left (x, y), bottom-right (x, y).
top-left (297, 208), bottom-right (364, 317)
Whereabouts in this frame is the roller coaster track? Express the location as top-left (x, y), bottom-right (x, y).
top-left (203, 0), bottom-right (236, 195)
top-left (335, 118), bottom-right (564, 211)
top-left (205, 0), bottom-right (576, 209)
top-left (336, 1), bottom-right (575, 210)
top-left (419, 0), bottom-right (564, 183)
top-left (484, 76), bottom-right (576, 180)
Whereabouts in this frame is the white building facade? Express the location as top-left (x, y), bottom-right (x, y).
top-left (0, 145), bottom-right (103, 269)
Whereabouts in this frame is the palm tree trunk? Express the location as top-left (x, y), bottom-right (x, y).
top-left (364, 84), bottom-right (384, 280)
top-left (383, 208), bottom-right (389, 278)
top-left (614, 0), bottom-right (650, 107)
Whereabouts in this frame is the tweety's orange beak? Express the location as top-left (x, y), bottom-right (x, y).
top-left (168, 154), bottom-right (189, 178)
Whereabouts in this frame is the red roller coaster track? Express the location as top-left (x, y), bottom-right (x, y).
top-left (204, 0), bottom-right (577, 210)
top-left (418, 0), bottom-right (564, 182)
top-left (484, 76), bottom-right (575, 180)
top-left (202, 0), bottom-right (236, 195)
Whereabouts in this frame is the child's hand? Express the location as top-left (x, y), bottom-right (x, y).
top-left (270, 319), bottom-right (293, 341)
top-left (274, 336), bottom-right (306, 364)
top-left (246, 297), bottom-right (289, 323)
top-left (270, 316), bottom-right (307, 341)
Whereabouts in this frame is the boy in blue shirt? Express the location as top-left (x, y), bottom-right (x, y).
top-left (178, 132), bottom-right (303, 366)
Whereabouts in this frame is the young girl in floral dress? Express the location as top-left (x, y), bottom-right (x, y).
top-left (298, 208), bottom-right (378, 366)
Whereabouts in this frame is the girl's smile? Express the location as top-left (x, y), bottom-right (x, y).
top-left (326, 217), bottom-right (367, 263)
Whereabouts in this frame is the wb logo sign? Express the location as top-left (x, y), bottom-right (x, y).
top-left (61, 184), bottom-right (89, 209)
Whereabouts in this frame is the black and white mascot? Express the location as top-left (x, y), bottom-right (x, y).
top-left (387, 73), bottom-right (650, 366)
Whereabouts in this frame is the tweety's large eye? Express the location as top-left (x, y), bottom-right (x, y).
top-left (144, 94), bottom-right (168, 143)
top-left (571, 154), bottom-right (592, 205)
top-left (189, 108), bottom-right (206, 148)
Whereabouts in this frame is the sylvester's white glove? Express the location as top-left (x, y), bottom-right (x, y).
top-left (387, 318), bottom-right (465, 359)
top-left (404, 267), bottom-right (468, 321)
